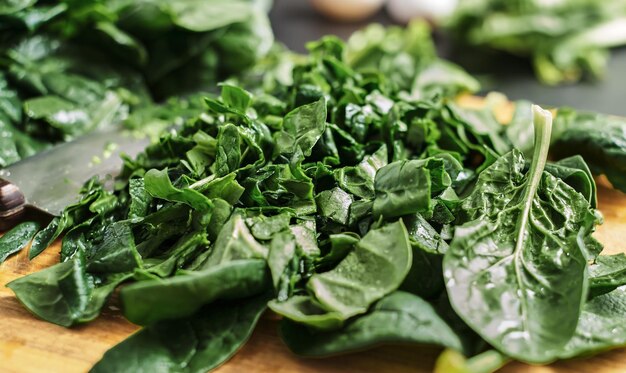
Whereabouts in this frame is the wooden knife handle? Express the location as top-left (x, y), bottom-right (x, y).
top-left (0, 178), bottom-right (26, 231)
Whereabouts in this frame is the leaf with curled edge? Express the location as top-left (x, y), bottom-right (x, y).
top-left (444, 106), bottom-right (601, 363)
top-left (273, 98), bottom-right (326, 158)
top-left (91, 294), bottom-right (269, 373)
top-left (280, 291), bottom-right (464, 357)
top-left (307, 220), bottom-right (412, 320)
top-left (558, 286), bottom-right (626, 359)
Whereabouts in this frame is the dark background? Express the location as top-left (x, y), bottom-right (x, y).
top-left (269, 0), bottom-right (626, 116)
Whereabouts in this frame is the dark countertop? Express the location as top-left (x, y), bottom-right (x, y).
top-left (269, 0), bottom-right (626, 116)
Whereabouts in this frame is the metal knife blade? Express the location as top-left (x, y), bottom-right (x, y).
top-left (0, 128), bottom-right (149, 227)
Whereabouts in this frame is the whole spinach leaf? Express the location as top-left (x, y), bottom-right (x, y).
top-left (91, 294), bottom-right (269, 373)
top-left (280, 291), bottom-right (464, 357)
top-left (121, 259), bottom-right (269, 325)
top-left (444, 106), bottom-right (599, 363)
top-left (8, 257), bottom-right (131, 327)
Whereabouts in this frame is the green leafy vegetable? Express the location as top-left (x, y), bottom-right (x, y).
top-left (8, 257), bottom-right (131, 327)
top-left (589, 254), bottom-right (626, 297)
top-left (0, 221), bottom-right (38, 263)
top-left (448, 0), bottom-right (626, 84)
top-left (307, 220), bottom-right (412, 320)
top-left (0, 0), bottom-right (275, 166)
top-left (5, 20), bottom-right (619, 372)
top-left (121, 259), bottom-right (269, 325)
top-left (444, 106), bottom-right (600, 363)
top-left (558, 286), bottom-right (626, 359)
top-left (281, 291), bottom-right (464, 356)
top-left (91, 294), bottom-right (269, 373)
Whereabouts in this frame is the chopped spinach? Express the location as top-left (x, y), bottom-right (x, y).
top-left (0, 221), bottom-right (38, 263)
top-left (3, 20), bottom-right (625, 372)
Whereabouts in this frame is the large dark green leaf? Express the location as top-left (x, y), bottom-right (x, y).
top-left (7, 258), bottom-right (130, 327)
top-left (280, 291), bottom-right (464, 356)
top-left (444, 107), bottom-right (599, 363)
top-left (91, 294), bottom-right (269, 373)
top-left (121, 259), bottom-right (269, 325)
top-left (551, 108), bottom-right (626, 193)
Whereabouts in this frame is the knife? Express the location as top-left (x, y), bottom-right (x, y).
top-left (0, 129), bottom-right (149, 231)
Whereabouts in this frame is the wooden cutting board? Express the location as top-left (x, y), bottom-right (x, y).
top-left (2, 100), bottom-right (626, 373)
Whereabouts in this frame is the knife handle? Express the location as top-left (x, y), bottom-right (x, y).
top-left (0, 179), bottom-right (26, 231)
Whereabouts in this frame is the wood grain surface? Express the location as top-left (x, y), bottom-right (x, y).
top-left (2, 101), bottom-right (626, 373)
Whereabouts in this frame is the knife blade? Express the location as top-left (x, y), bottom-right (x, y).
top-left (0, 128), bottom-right (149, 230)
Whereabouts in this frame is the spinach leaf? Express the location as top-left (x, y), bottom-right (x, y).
top-left (558, 286), bottom-right (626, 359)
top-left (444, 106), bottom-right (598, 363)
top-left (214, 123), bottom-right (242, 176)
top-left (144, 169), bottom-right (213, 212)
top-left (280, 291), bottom-right (464, 357)
top-left (267, 224), bottom-right (319, 299)
top-left (7, 257), bottom-right (130, 327)
top-left (544, 156), bottom-right (597, 208)
top-left (550, 108), bottom-right (626, 193)
top-left (400, 214), bottom-right (447, 299)
top-left (0, 221), bottom-right (39, 263)
top-left (91, 294), bottom-right (269, 373)
top-left (373, 158), bottom-right (446, 219)
top-left (316, 187), bottom-right (353, 225)
top-left (334, 144), bottom-right (387, 200)
top-left (202, 214), bottom-right (268, 268)
top-left (589, 254), bottom-right (626, 297)
top-left (121, 259), bottom-right (269, 325)
top-left (128, 178), bottom-right (152, 219)
top-left (307, 220), bottom-right (412, 319)
top-left (246, 212), bottom-right (291, 241)
top-left (274, 98), bottom-right (326, 158)
top-left (86, 222), bottom-right (142, 274)
top-left (29, 180), bottom-right (115, 259)
top-left (268, 295), bottom-right (344, 331)
top-left (505, 102), bottom-right (605, 203)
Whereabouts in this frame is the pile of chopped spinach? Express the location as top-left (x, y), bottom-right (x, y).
top-left (447, 0), bottom-right (626, 85)
top-left (4, 21), bottom-right (626, 373)
top-left (0, 0), bottom-right (274, 167)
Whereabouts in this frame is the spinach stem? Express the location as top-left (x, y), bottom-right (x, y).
top-left (512, 104), bottom-right (553, 336)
